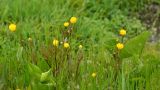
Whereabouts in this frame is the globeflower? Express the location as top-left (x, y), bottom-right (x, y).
top-left (64, 42), bottom-right (70, 48)
top-left (64, 22), bottom-right (69, 27)
top-left (70, 17), bottom-right (77, 24)
top-left (9, 24), bottom-right (16, 32)
top-left (119, 29), bottom-right (126, 36)
top-left (116, 43), bottom-right (124, 50)
top-left (53, 39), bottom-right (59, 47)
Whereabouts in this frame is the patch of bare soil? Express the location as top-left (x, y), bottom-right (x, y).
top-left (139, 2), bottom-right (160, 42)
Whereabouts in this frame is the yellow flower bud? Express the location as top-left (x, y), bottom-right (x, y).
top-left (28, 37), bottom-right (32, 42)
top-left (91, 72), bottom-right (96, 78)
top-left (70, 17), bottom-right (77, 24)
top-left (9, 24), bottom-right (16, 32)
top-left (116, 43), bottom-right (124, 50)
top-left (79, 45), bottom-right (83, 49)
top-left (64, 42), bottom-right (70, 48)
top-left (119, 29), bottom-right (126, 36)
top-left (53, 39), bottom-right (59, 47)
top-left (64, 22), bottom-right (69, 27)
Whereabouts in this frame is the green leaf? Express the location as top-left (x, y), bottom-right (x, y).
top-left (105, 32), bottom-right (117, 53)
top-left (28, 63), bottom-right (42, 80)
top-left (40, 69), bottom-right (51, 83)
top-left (28, 64), bottom-right (56, 89)
top-left (40, 69), bottom-right (56, 86)
top-left (120, 31), bottom-right (151, 59)
top-left (32, 82), bottom-right (54, 90)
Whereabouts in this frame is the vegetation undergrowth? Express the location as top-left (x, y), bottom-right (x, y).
top-left (0, 0), bottom-right (160, 90)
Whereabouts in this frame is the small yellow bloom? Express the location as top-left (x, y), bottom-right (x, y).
top-left (9, 24), bottom-right (16, 32)
top-left (119, 29), bottom-right (126, 36)
top-left (116, 43), bottom-right (124, 50)
top-left (92, 72), bottom-right (96, 78)
top-left (70, 17), bottom-right (77, 24)
top-left (53, 39), bottom-right (59, 47)
top-left (16, 89), bottom-right (20, 90)
top-left (28, 37), bottom-right (32, 41)
top-left (79, 45), bottom-right (83, 49)
top-left (64, 22), bottom-right (69, 27)
top-left (64, 42), bottom-right (70, 48)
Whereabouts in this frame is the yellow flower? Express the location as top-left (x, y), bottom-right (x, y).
top-left (79, 45), bottom-right (83, 49)
top-left (16, 89), bottom-right (20, 90)
top-left (53, 39), bottom-right (59, 47)
top-left (116, 43), bottom-right (124, 50)
top-left (64, 22), bottom-right (69, 27)
top-left (70, 17), bottom-right (77, 24)
top-left (28, 37), bottom-right (32, 41)
top-left (64, 42), bottom-right (70, 48)
top-left (9, 24), bottom-right (16, 32)
top-left (119, 29), bottom-right (126, 36)
top-left (91, 72), bottom-right (96, 78)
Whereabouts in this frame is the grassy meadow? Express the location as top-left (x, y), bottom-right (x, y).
top-left (0, 0), bottom-right (160, 90)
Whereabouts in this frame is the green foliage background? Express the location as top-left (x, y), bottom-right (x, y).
top-left (0, 0), bottom-right (160, 90)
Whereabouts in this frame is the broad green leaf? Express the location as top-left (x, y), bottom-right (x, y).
top-left (120, 31), bottom-right (150, 59)
top-left (40, 69), bottom-right (51, 83)
top-left (28, 64), bottom-right (55, 89)
top-left (40, 69), bottom-right (56, 86)
top-left (28, 63), bottom-right (42, 80)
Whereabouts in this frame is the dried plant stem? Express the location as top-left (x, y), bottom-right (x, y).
top-left (75, 50), bottom-right (83, 79)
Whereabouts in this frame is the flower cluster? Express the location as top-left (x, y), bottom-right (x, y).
top-left (63, 16), bottom-right (77, 27)
top-left (52, 16), bottom-right (81, 49)
top-left (116, 28), bottom-right (126, 50)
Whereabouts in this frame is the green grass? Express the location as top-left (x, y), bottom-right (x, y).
top-left (0, 0), bottom-right (160, 90)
